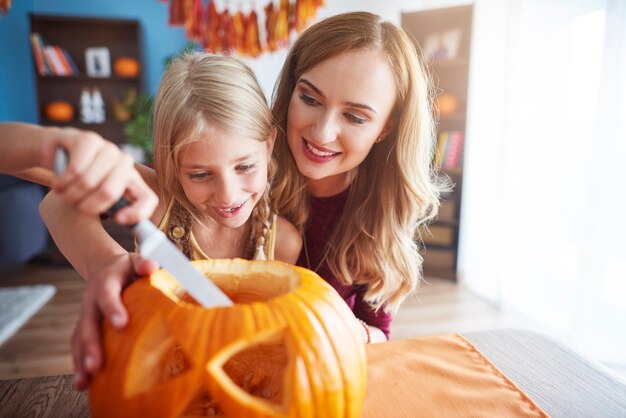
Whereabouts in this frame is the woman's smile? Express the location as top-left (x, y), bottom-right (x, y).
top-left (286, 49), bottom-right (396, 196)
top-left (302, 138), bottom-right (341, 162)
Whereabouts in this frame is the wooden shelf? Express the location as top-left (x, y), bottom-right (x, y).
top-left (41, 120), bottom-right (127, 128)
top-left (403, 5), bottom-right (473, 281)
top-left (439, 112), bottom-right (466, 121)
top-left (422, 241), bottom-right (457, 251)
top-left (37, 75), bottom-right (140, 83)
top-left (31, 14), bottom-right (144, 146)
top-left (441, 167), bottom-right (463, 177)
top-left (430, 58), bottom-right (469, 69)
top-left (30, 14), bottom-right (145, 261)
top-left (433, 218), bottom-right (459, 227)
top-left (423, 265), bottom-right (457, 280)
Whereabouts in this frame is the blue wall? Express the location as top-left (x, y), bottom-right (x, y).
top-left (0, 0), bottom-right (188, 122)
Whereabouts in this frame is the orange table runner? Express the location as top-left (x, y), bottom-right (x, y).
top-left (363, 333), bottom-right (549, 417)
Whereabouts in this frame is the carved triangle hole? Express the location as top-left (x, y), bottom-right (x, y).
top-left (125, 313), bottom-right (193, 397)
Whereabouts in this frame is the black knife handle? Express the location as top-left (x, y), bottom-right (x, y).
top-left (105, 198), bottom-right (131, 218)
top-left (105, 198), bottom-right (139, 229)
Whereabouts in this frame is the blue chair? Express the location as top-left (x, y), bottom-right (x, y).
top-left (0, 175), bottom-right (48, 268)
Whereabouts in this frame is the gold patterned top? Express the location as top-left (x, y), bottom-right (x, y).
top-left (152, 198), bottom-right (277, 261)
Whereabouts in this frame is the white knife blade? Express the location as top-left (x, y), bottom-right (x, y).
top-left (133, 221), bottom-right (232, 307)
top-left (54, 148), bottom-right (232, 308)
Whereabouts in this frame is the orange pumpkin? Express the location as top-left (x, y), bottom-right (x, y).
top-left (89, 259), bottom-right (367, 418)
top-left (435, 93), bottom-right (459, 116)
top-left (44, 101), bottom-right (74, 122)
top-left (113, 57), bottom-right (141, 78)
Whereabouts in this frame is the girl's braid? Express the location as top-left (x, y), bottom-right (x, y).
top-left (246, 188), bottom-right (272, 260)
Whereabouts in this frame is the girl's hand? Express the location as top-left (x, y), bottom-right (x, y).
top-left (43, 127), bottom-right (158, 225)
top-left (72, 252), bottom-right (158, 390)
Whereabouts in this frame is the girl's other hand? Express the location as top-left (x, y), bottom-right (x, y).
top-left (72, 252), bottom-right (158, 391)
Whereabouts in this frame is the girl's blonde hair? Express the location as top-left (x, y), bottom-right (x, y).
top-left (153, 52), bottom-right (275, 258)
top-left (271, 12), bottom-right (445, 312)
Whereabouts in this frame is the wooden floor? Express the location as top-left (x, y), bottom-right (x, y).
top-left (1, 264), bottom-right (624, 381)
top-left (0, 264), bottom-right (85, 379)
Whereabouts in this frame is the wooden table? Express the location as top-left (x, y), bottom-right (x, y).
top-left (0, 374), bottom-right (88, 417)
top-left (2, 330), bottom-right (625, 417)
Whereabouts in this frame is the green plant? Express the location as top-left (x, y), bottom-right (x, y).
top-left (163, 41), bottom-right (201, 69)
top-left (124, 94), bottom-right (154, 163)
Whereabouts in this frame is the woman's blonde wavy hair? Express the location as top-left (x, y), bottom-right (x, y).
top-left (271, 12), bottom-right (447, 312)
top-left (153, 52), bottom-right (275, 259)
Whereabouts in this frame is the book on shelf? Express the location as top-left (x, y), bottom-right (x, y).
top-left (443, 130), bottom-right (464, 169)
top-left (29, 32), bottom-right (51, 75)
top-left (59, 47), bottom-right (80, 75)
top-left (30, 32), bottom-right (79, 76)
top-left (435, 129), bottom-right (465, 169)
top-left (43, 45), bottom-right (66, 75)
top-left (53, 46), bottom-right (73, 75)
top-left (435, 130), bottom-right (449, 167)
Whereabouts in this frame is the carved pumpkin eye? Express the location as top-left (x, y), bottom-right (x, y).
top-left (125, 313), bottom-right (193, 398)
top-left (205, 326), bottom-right (291, 416)
top-left (89, 259), bottom-right (366, 418)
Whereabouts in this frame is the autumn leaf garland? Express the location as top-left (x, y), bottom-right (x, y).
top-left (0, 0), bottom-right (12, 15)
top-left (163, 0), bottom-right (324, 57)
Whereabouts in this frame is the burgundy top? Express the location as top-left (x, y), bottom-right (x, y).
top-left (297, 188), bottom-right (392, 339)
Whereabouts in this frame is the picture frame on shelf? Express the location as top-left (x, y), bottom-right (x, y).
top-left (85, 47), bottom-right (111, 78)
top-left (423, 28), bottom-right (462, 61)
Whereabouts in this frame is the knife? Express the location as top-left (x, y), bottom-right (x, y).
top-left (54, 148), bottom-right (233, 308)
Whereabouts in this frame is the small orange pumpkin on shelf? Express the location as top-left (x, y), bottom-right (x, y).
top-left (44, 101), bottom-right (74, 122)
top-left (113, 57), bottom-right (140, 78)
top-left (89, 258), bottom-right (367, 418)
top-left (435, 93), bottom-right (459, 117)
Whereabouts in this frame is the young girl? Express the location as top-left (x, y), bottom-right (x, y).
top-left (40, 52), bottom-right (301, 389)
top-left (271, 12), bottom-right (445, 343)
top-left (145, 52), bottom-right (301, 263)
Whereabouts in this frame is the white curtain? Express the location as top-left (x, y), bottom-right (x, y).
top-left (460, 0), bottom-right (626, 366)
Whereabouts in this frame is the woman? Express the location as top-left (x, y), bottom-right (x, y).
top-left (271, 11), bottom-right (444, 343)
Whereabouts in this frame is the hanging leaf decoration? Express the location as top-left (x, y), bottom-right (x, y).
top-left (163, 0), bottom-right (325, 58)
top-left (168, 0), bottom-right (185, 26)
top-left (264, 2), bottom-right (278, 52)
top-left (205, 0), bottom-right (222, 54)
top-left (223, 8), bottom-right (237, 54)
top-left (274, 0), bottom-right (290, 48)
top-left (245, 10), bottom-right (263, 58)
top-left (233, 10), bottom-right (246, 55)
top-left (0, 0), bottom-right (12, 15)
top-left (187, 0), bottom-right (205, 41)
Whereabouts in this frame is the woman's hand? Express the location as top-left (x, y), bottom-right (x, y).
top-left (42, 127), bottom-right (158, 225)
top-left (0, 123), bottom-right (157, 224)
top-left (72, 252), bottom-right (158, 390)
top-left (356, 318), bottom-right (387, 344)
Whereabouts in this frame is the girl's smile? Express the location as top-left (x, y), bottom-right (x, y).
top-left (178, 126), bottom-right (272, 229)
top-left (211, 200), bottom-right (247, 218)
